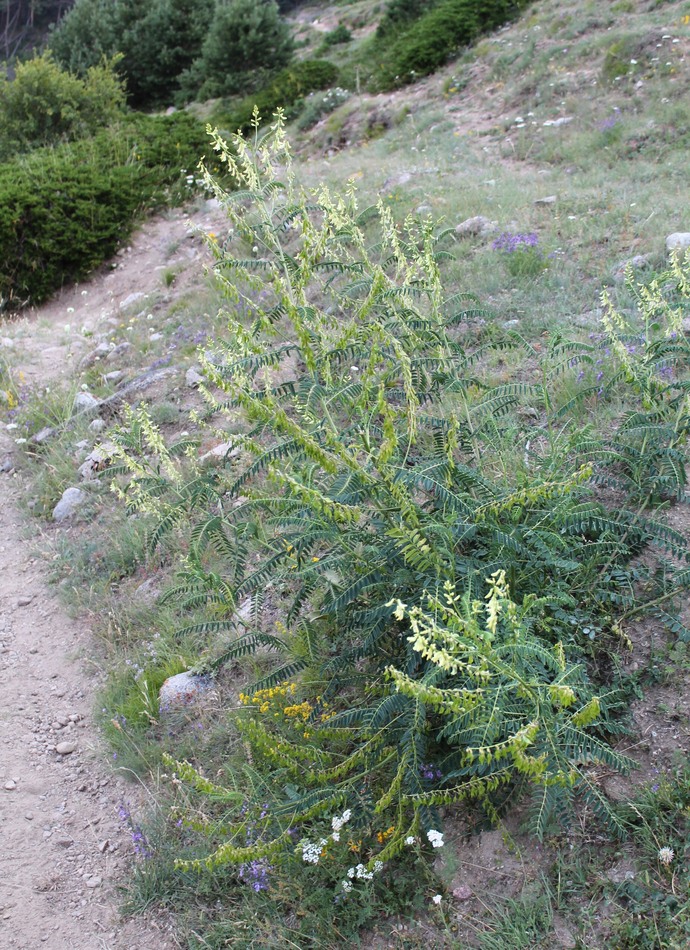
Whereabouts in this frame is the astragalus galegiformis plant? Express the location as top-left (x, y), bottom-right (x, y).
top-left (111, 115), bottom-right (670, 873)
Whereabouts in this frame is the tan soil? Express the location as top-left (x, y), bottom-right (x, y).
top-left (0, 203), bottom-right (224, 950)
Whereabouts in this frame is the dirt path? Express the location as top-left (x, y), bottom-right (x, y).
top-left (0, 203), bottom-right (223, 950)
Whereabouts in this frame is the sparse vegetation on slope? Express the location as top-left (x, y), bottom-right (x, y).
top-left (2, 0), bottom-right (690, 946)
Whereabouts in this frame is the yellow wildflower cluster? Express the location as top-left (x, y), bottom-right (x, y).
top-left (239, 683), bottom-right (331, 738)
top-left (376, 825), bottom-right (395, 844)
top-left (239, 683), bottom-right (297, 707)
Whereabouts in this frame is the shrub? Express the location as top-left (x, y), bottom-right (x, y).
top-left (296, 86), bottom-right (350, 131)
top-left (186, 0), bottom-right (294, 101)
top-left (211, 59), bottom-right (339, 135)
top-left (320, 24), bottom-right (352, 48)
top-left (0, 112), bottom-right (211, 309)
top-left (0, 52), bottom-right (126, 161)
top-left (110, 123), bottom-right (690, 880)
top-left (49, 0), bottom-right (216, 108)
top-left (48, 0), bottom-right (128, 77)
top-left (376, 0), bottom-right (533, 89)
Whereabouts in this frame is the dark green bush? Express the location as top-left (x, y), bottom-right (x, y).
top-left (0, 112), bottom-right (210, 309)
top-left (185, 0), bottom-right (294, 101)
top-left (320, 24), bottom-right (352, 48)
top-left (49, 0), bottom-right (215, 108)
top-left (375, 0), bottom-right (438, 40)
top-left (211, 59), bottom-right (339, 135)
top-left (376, 0), bottom-right (533, 89)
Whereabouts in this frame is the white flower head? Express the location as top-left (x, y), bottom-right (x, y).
top-left (331, 831), bottom-right (340, 842)
top-left (405, 835), bottom-right (417, 846)
top-left (341, 879), bottom-right (353, 893)
top-left (658, 846), bottom-right (675, 865)
top-left (432, 894), bottom-right (442, 905)
top-left (427, 829), bottom-right (444, 848)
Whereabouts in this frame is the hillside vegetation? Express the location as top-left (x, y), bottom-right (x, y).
top-left (2, 0), bottom-right (690, 947)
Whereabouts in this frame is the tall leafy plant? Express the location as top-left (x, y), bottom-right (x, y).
top-left (111, 119), bottom-right (687, 874)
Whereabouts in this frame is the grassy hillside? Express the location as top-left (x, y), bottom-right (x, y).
top-left (3, 1), bottom-right (690, 947)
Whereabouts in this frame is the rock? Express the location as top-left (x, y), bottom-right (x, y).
top-left (149, 332), bottom-right (163, 342)
top-left (77, 441), bottom-right (117, 481)
top-left (159, 671), bottom-right (213, 713)
top-left (16, 595), bottom-right (33, 607)
top-left (552, 916), bottom-right (577, 949)
top-left (4, 780), bottom-right (16, 790)
top-left (666, 232), bottom-right (690, 253)
top-left (52, 487), bottom-right (87, 522)
top-left (103, 370), bottom-right (124, 383)
top-left (106, 341), bottom-right (132, 363)
top-left (56, 741), bottom-right (77, 755)
top-left (98, 840), bottom-right (110, 853)
top-left (612, 254), bottom-right (652, 283)
top-left (543, 116), bottom-right (572, 127)
top-left (1, 456), bottom-right (14, 474)
top-left (72, 392), bottom-right (100, 415)
top-left (534, 195), bottom-right (557, 205)
top-left (205, 198), bottom-right (221, 211)
top-left (185, 367), bottom-right (205, 388)
top-left (606, 860), bottom-right (636, 884)
top-left (199, 440), bottom-right (240, 464)
top-left (89, 418), bottom-right (106, 434)
top-left (133, 577), bottom-right (161, 606)
top-left (455, 215), bottom-right (497, 238)
top-left (85, 875), bottom-right (102, 888)
top-left (54, 837), bottom-right (73, 848)
top-left (416, 204), bottom-right (432, 215)
top-left (78, 342), bottom-right (111, 370)
top-left (119, 292), bottom-right (144, 310)
top-left (33, 426), bottom-right (55, 445)
top-left (452, 885), bottom-right (473, 901)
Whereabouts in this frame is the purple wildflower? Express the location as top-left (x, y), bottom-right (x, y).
top-left (492, 232), bottom-right (539, 253)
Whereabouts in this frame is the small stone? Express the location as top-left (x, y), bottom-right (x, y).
top-left (52, 487), bottom-right (87, 522)
top-left (56, 741), bottom-right (77, 755)
top-left (543, 116), bottom-right (572, 127)
top-left (72, 392), bottom-right (100, 415)
top-left (17, 595), bottom-right (33, 607)
top-left (33, 426), bottom-right (55, 445)
top-left (98, 839), bottom-right (110, 853)
top-left (25, 813), bottom-right (34, 820)
top-left (415, 204), bottom-right (432, 215)
top-left (55, 837), bottom-right (73, 848)
top-left (133, 577), bottom-right (161, 606)
top-left (452, 885), bottom-right (473, 900)
top-left (106, 341), bottom-right (132, 362)
top-left (4, 780), bottom-right (16, 790)
top-left (159, 671), bottom-right (213, 713)
top-left (119, 292), bottom-right (144, 310)
top-left (149, 332), bottom-right (163, 342)
top-left (199, 440), bottom-right (240, 465)
top-left (534, 195), bottom-right (557, 205)
top-left (88, 418), bottom-right (106, 434)
top-left (103, 370), bottom-right (124, 383)
top-left (455, 215), bottom-right (496, 238)
top-left (1, 456), bottom-right (14, 474)
top-left (666, 232), bottom-right (690, 253)
top-left (85, 875), bottom-right (102, 888)
top-left (185, 367), bottom-right (204, 388)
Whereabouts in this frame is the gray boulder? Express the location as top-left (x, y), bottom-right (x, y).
top-left (52, 487), bottom-right (87, 522)
top-left (72, 391), bottom-right (100, 415)
top-left (159, 671), bottom-right (213, 714)
top-left (455, 215), bottom-right (497, 238)
top-left (666, 233), bottom-right (690, 253)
